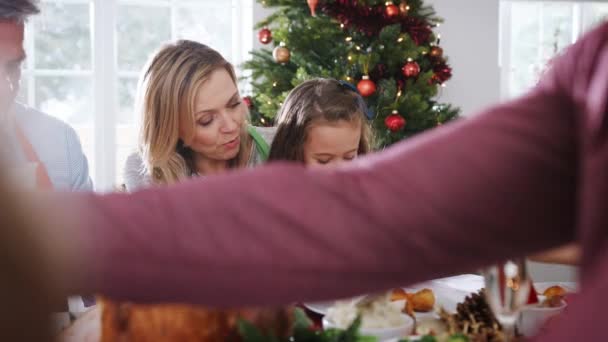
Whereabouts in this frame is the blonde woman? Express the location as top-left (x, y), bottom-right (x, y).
top-left (124, 40), bottom-right (274, 190)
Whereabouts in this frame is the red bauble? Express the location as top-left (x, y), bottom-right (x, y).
top-left (308, 0), bottom-right (319, 16)
top-left (402, 61), bottom-right (421, 78)
top-left (258, 27), bottom-right (272, 45)
top-left (385, 110), bottom-right (406, 132)
top-left (242, 96), bottom-right (253, 108)
top-left (357, 76), bottom-right (376, 97)
top-left (385, 2), bottom-right (399, 18)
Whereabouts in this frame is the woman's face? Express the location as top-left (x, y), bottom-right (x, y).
top-left (182, 68), bottom-right (246, 162)
top-left (303, 119), bottom-right (362, 168)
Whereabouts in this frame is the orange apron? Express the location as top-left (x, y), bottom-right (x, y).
top-left (16, 124), bottom-right (69, 312)
top-left (15, 124), bottom-right (53, 189)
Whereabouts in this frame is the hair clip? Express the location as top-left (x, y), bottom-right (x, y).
top-left (357, 98), bottom-right (374, 120)
top-left (338, 80), bottom-right (358, 93)
top-left (364, 106), bottom-right (375, 120)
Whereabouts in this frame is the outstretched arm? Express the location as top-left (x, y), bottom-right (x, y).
top-left (43, 23), bottom-right (608, 309)
top-left (52, 84), bottom-right (576, 307)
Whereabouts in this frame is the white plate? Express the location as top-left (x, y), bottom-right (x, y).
top-left (431, 274), bottom-right (484, 293)
top-left (303, 280), bottom-right (471, 316)
top-left (304, 301), bottom-right (335, 315)
top-left (307, 277), bottom-right (577, 340)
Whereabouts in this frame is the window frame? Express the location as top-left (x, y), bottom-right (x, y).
top-left (21, 0), bottom-right (254, 191)
top-left (499, 0), bottom-right (607, 100)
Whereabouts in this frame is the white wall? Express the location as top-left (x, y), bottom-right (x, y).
top-left (252, 3), bottom-right (274, 51)
top-left (426, 0), bottom-right (501, 117)
top-left (425, 0), bottom-right (577, 282)
top-left (528, 261), bottom-right (577, 282)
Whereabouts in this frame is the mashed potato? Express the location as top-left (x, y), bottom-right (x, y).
top-left (325, 292), bottom-right (407, 329)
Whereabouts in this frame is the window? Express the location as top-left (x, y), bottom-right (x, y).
top-left (20, 0), bottom-right (254, 191)
top-left (500, 1), bottom-right (608, 99)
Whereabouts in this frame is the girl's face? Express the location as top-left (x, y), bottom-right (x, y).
top-left (303, 119), bottom-right (362, 168)
top-left (181, 68), bottom-right (246, 162)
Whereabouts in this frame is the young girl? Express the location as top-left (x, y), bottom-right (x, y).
top-left (269, 78), bottom-right (373, 167)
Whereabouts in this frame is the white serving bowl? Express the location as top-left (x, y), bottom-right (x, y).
top-left (517, 299), bottom-right (567, 337)
top-left (322, 314), bottom-right (414, 341)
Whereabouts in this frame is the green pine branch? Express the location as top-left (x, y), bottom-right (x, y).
top-left (244, 0), bottom-right (460, 147)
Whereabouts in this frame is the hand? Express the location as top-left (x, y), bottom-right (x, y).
top-left (57, 306), bottom-right (101, 342)
top-left (529, 243), bottom-right (580, 265)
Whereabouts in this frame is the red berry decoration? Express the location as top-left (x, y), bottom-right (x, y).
top-left (385, 110), bottom-right (406, 132)
top-left (357, 75), bottom-right (376, 97)
top-left (258, 27), bottom-right (272, 45)
top-left (402, 60), bottom-right (421, 78)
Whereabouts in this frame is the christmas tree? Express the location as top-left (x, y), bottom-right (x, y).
top-left (243, 0), bottom-right (459, 148)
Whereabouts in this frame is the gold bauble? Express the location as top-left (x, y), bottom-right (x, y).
top-left (430, 46), bottom-right (444, 58)
top-left (273, 46), bottom-right (291, 64)
top-left (399, 2), bottom-right (409, 17)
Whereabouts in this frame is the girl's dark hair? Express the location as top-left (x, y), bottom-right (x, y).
top-left (268, 78), bottom-right (372, 162)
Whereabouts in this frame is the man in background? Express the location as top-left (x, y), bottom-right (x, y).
top-left (0, 0), bottom-right (92, 191)
top-left (0, 0), bottom-right (94, 332)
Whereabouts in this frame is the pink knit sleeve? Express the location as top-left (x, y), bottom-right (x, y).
top-left (57, 25), bottom-right (608, 316)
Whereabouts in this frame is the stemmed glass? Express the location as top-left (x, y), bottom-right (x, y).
top-left (482, 259), bottom-right (531, 341)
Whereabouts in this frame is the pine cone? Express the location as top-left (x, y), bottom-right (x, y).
top-left (456, 290), bottom-right (501, 330)
top-left (441, 290), bottom-right (505, 341)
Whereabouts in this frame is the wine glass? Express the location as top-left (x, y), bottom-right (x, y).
top-left (482, 259), bottom-right (531, 341)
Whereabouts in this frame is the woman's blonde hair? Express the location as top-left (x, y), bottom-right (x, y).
top-left (138, 40), bottom-right (249, 185)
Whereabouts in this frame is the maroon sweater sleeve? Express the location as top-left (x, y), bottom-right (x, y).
top-left (56, 25), bottom-right (608, 327)
top-left (66, 88), bottom-right (577, 306)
